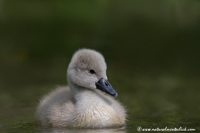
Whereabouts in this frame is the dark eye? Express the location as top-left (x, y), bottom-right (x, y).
top-left (89, 69), bottom-right (96, 74)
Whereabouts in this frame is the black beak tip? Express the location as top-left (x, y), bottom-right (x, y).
top-left (114, 92), bottom-right (118, 97)
top-left (111, 92), bottom-right (118, 98)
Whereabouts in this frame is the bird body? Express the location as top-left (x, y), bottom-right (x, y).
top-left (36, 49), bottom-right (126, 128)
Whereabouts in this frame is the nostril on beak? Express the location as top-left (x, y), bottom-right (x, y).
top-left (104, 80), bottom-right (110, 86)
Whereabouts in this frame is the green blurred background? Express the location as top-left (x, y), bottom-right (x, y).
top-left (0, 0), bottom-right (200, 132)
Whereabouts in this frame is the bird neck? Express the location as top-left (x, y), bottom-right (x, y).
top-left (68, 82), bottom-right (91, 101)
top-left (68, 81), bottom-right (112, 107)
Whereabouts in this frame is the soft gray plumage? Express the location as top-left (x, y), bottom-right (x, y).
top-left (36, 49), bottom-right (126, 128)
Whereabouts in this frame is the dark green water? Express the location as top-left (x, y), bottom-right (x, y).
top-left (1, 0), bottom-right (200, 132)
top-left (0, 64), bottom-right (200, 132)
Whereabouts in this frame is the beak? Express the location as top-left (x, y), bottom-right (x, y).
top-left (95, 78), bottom-right (118, 97)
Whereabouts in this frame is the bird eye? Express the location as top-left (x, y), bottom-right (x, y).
top-left (89, 69), bottom-right (96, 74)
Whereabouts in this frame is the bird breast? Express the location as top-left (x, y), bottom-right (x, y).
top-left (72, 105), bottom-right (123, 128)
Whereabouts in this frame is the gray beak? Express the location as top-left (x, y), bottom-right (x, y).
top-left (95, 78), bottom-right (118, 97)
